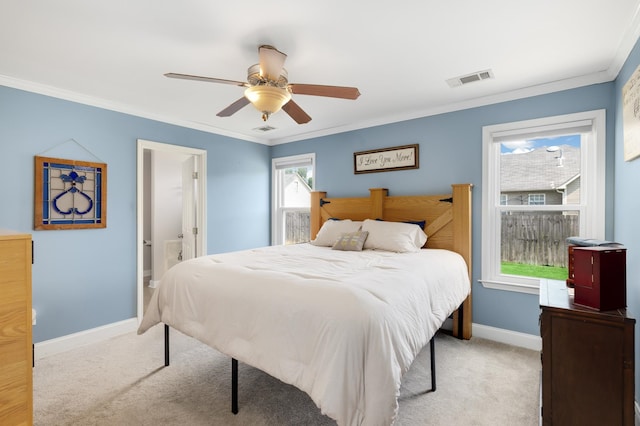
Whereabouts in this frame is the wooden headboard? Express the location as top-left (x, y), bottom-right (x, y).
top-left (310, 183), bottom-right (473, 339)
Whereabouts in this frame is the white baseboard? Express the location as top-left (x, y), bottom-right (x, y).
top-left (149, 279), bottom-right (161, 289)
top-left (34, 318), bottom-right (138, 361)
top-left (472, 323), bottom-right (541, 351)
top-left (440, 319), bottom-right (541, 351)
top-left (35, 318), bottom-right (540, 362)
top-left (34, 318), bottom-right (539, 362)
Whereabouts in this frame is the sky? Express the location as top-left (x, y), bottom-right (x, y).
top-left (501, 134), bottom-right (581, 154)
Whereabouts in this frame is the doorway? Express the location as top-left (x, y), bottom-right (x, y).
top-left (136, 139), bottom-right (207, 322)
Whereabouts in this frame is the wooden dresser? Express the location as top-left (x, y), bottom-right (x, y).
top-left (0, 230), bottom-right (33, 425)
top-left (539, 280), bottom-right (634, 426)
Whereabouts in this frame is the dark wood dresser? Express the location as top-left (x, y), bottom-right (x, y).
top-left (539, 280), bottom-right (635, 425)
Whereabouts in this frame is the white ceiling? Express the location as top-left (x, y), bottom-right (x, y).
top-left (2, 1), bottom-right (640, 146)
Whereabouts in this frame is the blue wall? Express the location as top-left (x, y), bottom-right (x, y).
top-left (613, 37), bottom-right (640, 402)
top-left (272, 83), bottom-right (616, 336)
top-left (0, 86), bottom-right (271, 342)
top-left (0, 56), bottom-right (630, 348)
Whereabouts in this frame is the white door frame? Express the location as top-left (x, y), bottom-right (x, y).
top-left (136, 139), bottom-right (207, 323)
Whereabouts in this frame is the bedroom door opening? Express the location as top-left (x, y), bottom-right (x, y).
top-left (136, 139), bottom-right (207, 321)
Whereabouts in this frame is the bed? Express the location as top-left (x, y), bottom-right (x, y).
top-left (138, 183), bottom-right (473, 426)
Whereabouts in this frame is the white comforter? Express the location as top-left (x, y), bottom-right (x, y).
top-left (138, 244), bottom-right (470, 426)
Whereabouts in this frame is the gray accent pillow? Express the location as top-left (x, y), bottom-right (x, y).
top-left (332, 231), bottom-right (369, 251)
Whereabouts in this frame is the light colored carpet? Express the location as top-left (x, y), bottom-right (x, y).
top-left (34, 325), bottom-right (540, 425)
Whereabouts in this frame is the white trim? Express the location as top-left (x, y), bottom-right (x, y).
top-left (33, 317), bottom-right (540, 363)
top-left (472, 323), bottom-right (541, 351)
top-left (268, 71), bottom-right (613, 145)
top-left (0, 63), bottom-right (621, 147)
top-left (136, 139), bottom-right (207, 323)
top-left (479, 279), bottom-right (540, 295)
top-left (34, 318), bottom-right (138, 361)
top-left (0, 74), bottom-right (265, 144)
top-left (441, 319), bottom-right (540, 350)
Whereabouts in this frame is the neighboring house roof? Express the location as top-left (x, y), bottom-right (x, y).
top-left (283, 172), bottom-right (311, 192)
top-left (500, 145), bottom-right (580, 192)
top-left (283, 172), bottom-right (312, 207)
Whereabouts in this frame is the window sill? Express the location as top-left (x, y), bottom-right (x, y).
top-left (479, 279), bottom-right (540, 295)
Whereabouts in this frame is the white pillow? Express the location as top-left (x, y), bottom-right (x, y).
top-left (311, 220), bottom-right (363, 246)
top-left (361, 219), bottom-right (428, 252)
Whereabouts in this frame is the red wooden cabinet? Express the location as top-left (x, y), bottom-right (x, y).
top-left (572, 246), bottom-right (626, 311)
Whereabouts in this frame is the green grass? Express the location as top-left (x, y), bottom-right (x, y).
top-left (501, 262), bottom-right (568, 280)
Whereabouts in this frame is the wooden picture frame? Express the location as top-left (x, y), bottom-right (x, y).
top-left (34, 156), bottom-right (107, 230)
top-left (354, 144), bottom-right (419, 174)
top-left (623, 64), bottom-right (640, 161)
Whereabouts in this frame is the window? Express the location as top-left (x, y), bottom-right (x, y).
top-left (528, 194), bottom-right (545, 205)
top-left (272, 153), bottom-right (315, 245)
top-left (481, 110), bottom-right (606, 294)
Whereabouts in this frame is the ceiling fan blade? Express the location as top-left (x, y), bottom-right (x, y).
top-left (165, 73), bottom-right (247, 87)
top-left (258, 45), bottom-right (287, 81)
top-left (216, 97), bottom-right (251, 117)
top-left (282, 99), bottom-right (312, 124)
top-left (289, 84), bottom-right (361, 100)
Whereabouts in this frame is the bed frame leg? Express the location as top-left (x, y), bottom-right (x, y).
top-left (430, 337), bottom-right (436, 392)
top-left (231, 358), bottom-right (238, 414)
top-left (164, 324), bottom-right (170, 367)
top-left (457, 303), bottom-right (464, 340)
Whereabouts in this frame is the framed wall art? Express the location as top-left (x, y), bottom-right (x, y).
top-left (354, 144), bottom-right (419, 174)
top-left (623, 64), bottom-right (640, 161)
top-left (34, 156), bottom-right (107, 230)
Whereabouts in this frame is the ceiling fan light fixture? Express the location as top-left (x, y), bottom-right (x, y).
top-left (244, 85), bottom-right (291, 121)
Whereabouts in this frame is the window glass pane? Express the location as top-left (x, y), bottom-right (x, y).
top-left (500, 210), bottom-right (579, 280)
top-left (500, 135), bottom-right (582, 206)
top-left (281, 166), bottom-right (313, 208)
top-left (499, 134), bottom-right (582, 281)
top-left (284, 210), bottom-right (310, 244)
top-left (528, 194), bottom-right (545, 205)
top-left (279, 165), bottom-right (313, 244)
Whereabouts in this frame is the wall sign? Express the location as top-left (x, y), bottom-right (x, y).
top-left (34, 156), bottom-right (107, 230)
top-left (354, 144), bottom-right (419, 174)
top-left (622, 64), bottom-right (640, 161)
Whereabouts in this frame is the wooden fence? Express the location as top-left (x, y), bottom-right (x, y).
top-left (501, 213), bottom-right (579, 267)
top-left (285, 211), bottom-right (311, 244)
top-left (287, 211), bottom-right (576, 267)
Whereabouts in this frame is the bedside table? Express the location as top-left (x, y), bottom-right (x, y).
top-left (539, 279), bottom-right (634, 425)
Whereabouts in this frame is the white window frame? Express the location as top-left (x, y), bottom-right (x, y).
top-left (272, 153), bottom-right (315, 245)
top-left (481, 110), bottom-right (606, 294)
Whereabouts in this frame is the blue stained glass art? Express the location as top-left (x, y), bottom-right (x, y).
top-left (35, 156), bottom-right (107, 230)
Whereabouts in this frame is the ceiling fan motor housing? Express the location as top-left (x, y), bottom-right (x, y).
top-left (247, 64), bottom-right (289, 88)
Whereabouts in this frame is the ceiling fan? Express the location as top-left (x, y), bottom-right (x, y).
top-left (165, 45), bottom-right (360, 124)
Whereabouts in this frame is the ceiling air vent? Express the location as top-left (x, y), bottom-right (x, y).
top-left (446, 69), bottom-right (494, 88)
top-left (253, 125), bottom-right (276, 132)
